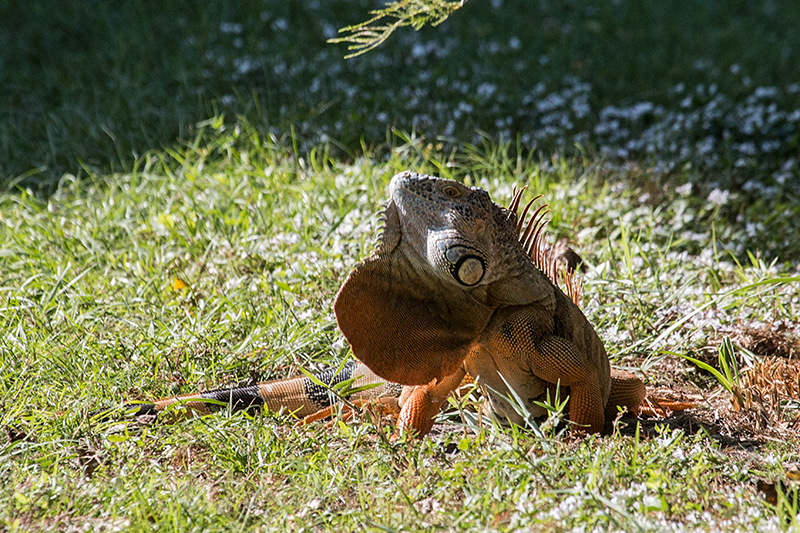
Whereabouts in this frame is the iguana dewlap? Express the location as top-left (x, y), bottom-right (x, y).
top-left (334, 171), bottom-right (646, 435)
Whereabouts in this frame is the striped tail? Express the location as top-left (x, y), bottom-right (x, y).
top-left (105, 361), bottom-right (401, 421)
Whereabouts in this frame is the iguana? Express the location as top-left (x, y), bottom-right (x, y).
top-left (112, 171), bottom-right (681, 436)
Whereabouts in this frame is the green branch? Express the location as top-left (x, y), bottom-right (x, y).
top-left (330, 0), bottom-right (467, 58)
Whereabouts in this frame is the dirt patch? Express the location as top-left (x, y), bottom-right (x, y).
top-left (635, 318), bottom-right (800, 448)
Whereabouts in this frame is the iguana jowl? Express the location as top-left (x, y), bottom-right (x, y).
top-left (119, 171), bottom-right (650, 436)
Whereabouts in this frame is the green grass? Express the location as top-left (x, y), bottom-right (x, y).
top-left (2, 123), bottom-right (799, 531)
top-left (2, 0), bottom-right (800, 531)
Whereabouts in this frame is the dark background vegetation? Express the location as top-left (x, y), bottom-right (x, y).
top-left (2, 0), bottom-right (799, 189)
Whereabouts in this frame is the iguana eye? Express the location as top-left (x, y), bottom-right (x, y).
top-left (441, 185), bottom-right (462, 198)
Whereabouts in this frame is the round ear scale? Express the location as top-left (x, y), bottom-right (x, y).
top-left (333, 255), bottom-right (486, 386)
top-left (453, 256), bottom-right (484, 286)
top-left (444, 245), bottom-right (485, 286)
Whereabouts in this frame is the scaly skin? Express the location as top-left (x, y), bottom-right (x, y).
top-left (335, 171), bottom-right (646, 436)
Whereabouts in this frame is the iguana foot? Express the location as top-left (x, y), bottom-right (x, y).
top-left (637, 396), bottom-right (697, 417)
top-left (296, 397), bottom-right (400, 427)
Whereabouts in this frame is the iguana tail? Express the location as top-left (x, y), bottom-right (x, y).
top-left (105, 361), bottom-right (401, 421)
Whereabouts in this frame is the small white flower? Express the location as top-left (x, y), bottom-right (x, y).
top-left (220, 22), bottom-right (243, 34)
top-left (707, 189), bottom-right (730, 206)
top-left (411, 43), bottom-right (426, 58)
top-left (476, 82), bottom-right (497, 100)
top-left (754, 86), bottom-right (779, 99)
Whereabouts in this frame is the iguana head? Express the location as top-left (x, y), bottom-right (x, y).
top-left (381, 171), bottom-right (556, 305)
top-left (334, 171), bottom-right (556, 385)
top-left (385, 171), bottom-right (493, 289)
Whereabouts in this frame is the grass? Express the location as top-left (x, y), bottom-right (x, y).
top-left (2, 0), bottom-right (800, 531)
top-left (1, 123), bottom-right (799, 531)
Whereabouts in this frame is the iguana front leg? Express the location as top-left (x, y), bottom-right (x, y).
top-left (396, 367), bottom-right (467, 437)
top-left (530, 335), bottom-right (605, 433)
top-left (482, 307), bottom-right (607, 434)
